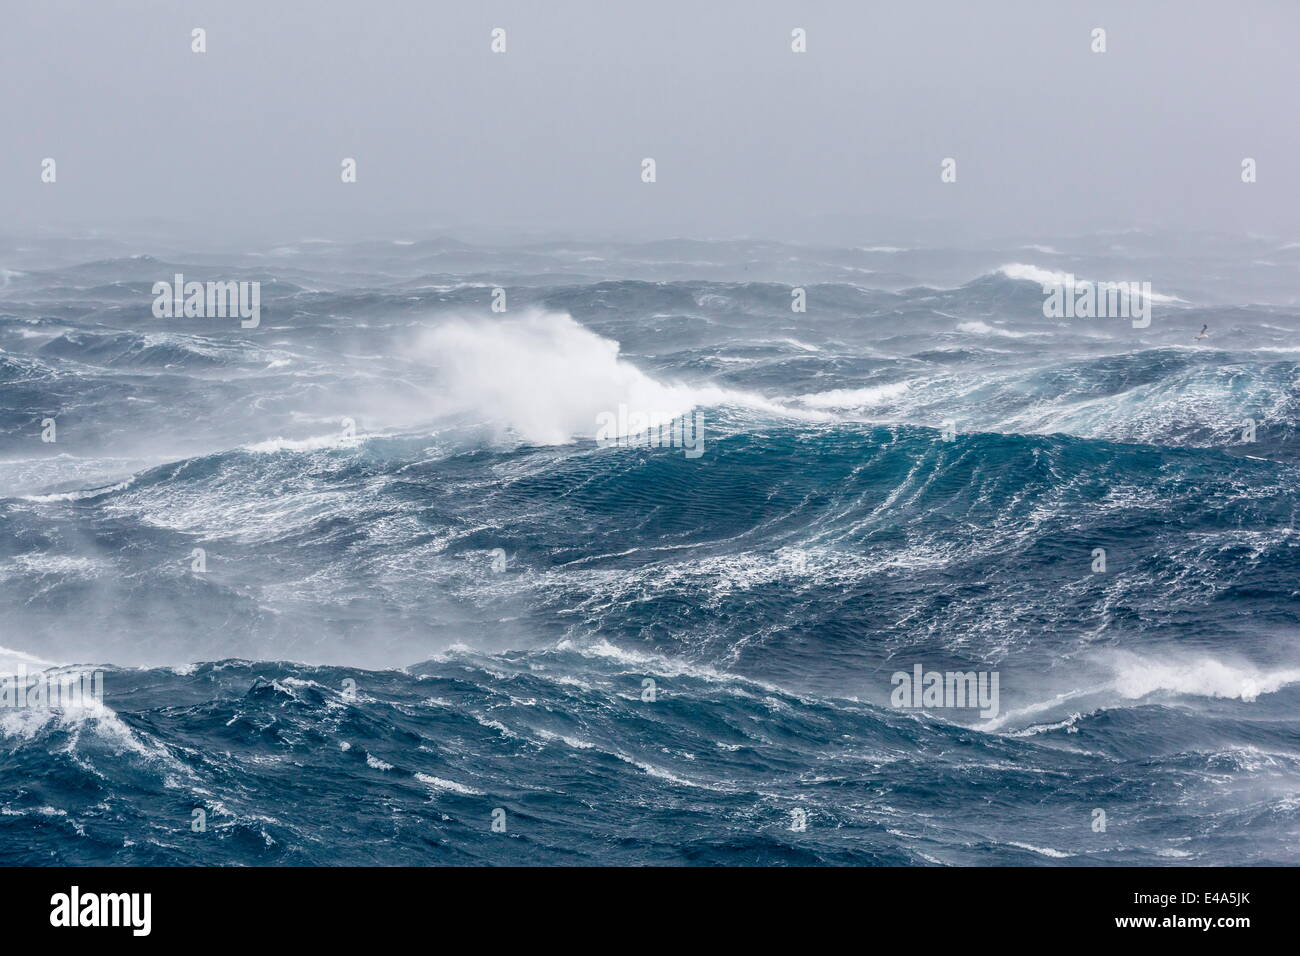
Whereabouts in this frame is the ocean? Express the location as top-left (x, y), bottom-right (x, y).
top-left (1, 232), bottom-right (1297, 865)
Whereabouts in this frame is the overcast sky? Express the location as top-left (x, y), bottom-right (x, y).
top-left (2, 0), bottom-right (1296, 245)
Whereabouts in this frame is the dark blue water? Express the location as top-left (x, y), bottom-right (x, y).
top-left (1, 234), bottom-right (1298, 864)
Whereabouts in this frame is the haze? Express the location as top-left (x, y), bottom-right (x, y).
top-left (1, 0), bottom-right (1296, 246)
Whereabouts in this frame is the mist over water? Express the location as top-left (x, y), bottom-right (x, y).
top-left (416, 311), bottom-right (708, 446)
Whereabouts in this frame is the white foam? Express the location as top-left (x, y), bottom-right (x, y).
top-left (21, 479), bottom-right (135, 503)
top-left (1106, 652), bottom-right (1300, 702)
top-left (414, 773), bottom-right (482, 795)
top-left (0, 555), bottom-right (108, 580)
top-left (416, 311), bottom-right (704, 445)
top-left (535, 728), bottom-right (595, 749)
top-left (985, 652), bottom-right (1300, 733)
top-left (792, 382), bottom-right (911, 409)
top-left (1007, 841), bottom-right (1073, 858)
top-left (997, 262), bottom-right (1185, 304)
top-left (956, 320), bottom-right (1032, 338)
top-left (774, 338), bottom-right (821, 352)
top-left (243, 432), bottom-right (366, 454)
top-left (412, 310), bottom-right (827, 445)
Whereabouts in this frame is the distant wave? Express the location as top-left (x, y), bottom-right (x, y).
top-left (996, 262), bottom-right (1186, 304)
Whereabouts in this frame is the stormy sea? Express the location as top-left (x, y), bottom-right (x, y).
top-left (1, 232), bottom-right (1297, 866)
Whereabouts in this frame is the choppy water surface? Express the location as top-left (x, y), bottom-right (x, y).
top-left (1, 233), bottom-right (1297, 864)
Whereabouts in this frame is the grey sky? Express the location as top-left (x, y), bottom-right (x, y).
top-left (2, 0), bottom-right (1296, 244)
